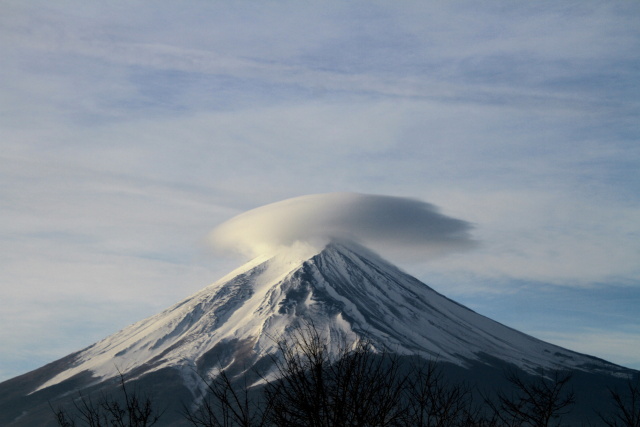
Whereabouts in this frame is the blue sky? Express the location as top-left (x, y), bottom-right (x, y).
top-left (1, 1), bottom-right (639, 381)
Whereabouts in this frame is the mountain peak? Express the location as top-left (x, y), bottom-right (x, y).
top-left (33, 241), bottom-right (628, 394)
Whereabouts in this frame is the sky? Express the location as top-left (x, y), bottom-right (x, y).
top-left (1, 1), bottom-right (639, 381)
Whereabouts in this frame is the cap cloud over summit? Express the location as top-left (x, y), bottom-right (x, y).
top-left (209, 193), bottom-right (476, 260)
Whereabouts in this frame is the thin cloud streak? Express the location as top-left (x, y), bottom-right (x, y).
top-left (3, 2), bottom-right (637, 115)
top-left (532, 329), bottom-right (640, 370)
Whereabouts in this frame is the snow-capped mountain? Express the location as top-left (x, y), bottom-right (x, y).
top-left (33, 241), bottom-right (627, 393)
top-left (0, 241), bottom-right (634, 426)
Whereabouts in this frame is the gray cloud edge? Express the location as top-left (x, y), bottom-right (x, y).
top-left (209, 192), bottom-right (478, 260)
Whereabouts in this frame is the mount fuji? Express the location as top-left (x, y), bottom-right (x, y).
top-left (0, 241), bottom-right (635, 426)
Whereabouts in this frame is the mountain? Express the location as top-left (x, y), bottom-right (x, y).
top-left (0, 242), bottom-right (636, 426)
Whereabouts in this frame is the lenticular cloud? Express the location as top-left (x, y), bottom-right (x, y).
top-left (210, 193), bottom-right (475, 259)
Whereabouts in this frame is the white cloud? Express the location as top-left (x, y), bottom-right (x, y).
top-left (209, 193), bottom-right (476, 259)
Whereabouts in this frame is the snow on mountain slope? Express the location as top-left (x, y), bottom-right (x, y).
top-left (34, 241), bottom-right (624, 393)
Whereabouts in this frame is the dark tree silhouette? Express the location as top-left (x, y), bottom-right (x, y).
top-left (404, 359), bottom-right (490, 427)
top-left (263, 321), bottom-right (408, 427)
top-left (51, 373), bottom-right (163, 427)
top-left (488, 369), bottom-right (575, 427)
top-left (183, 368), bottom-right (271, 427)
top-left (599, 374), bottom-right (640, 427)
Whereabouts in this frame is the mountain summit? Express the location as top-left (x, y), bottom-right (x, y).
top-left (0, 241), bottom-right (634, 426)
